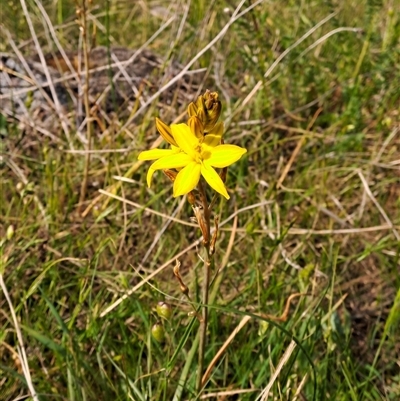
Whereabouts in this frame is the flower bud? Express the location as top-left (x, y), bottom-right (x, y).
top-left (187, 90), bottom-right (222, 133)
top-left (203, 90), bottom-right (219, 110)
top-left (156, 302), bottom-right (172, 320)
top-left (199, 90), bottom-right (222, 132)
top-left (187, 102), bottom-right (198, 117)
top-left (196, 109), bottom-right (208, 130)
top-left (188, 116), bottom-right (204, 140)
top-left (156, 117), bottom-right (178, 146)
top-left (204, 121), bottom-right (224, 147)
top-left (151, 323), bottom-right (165, 342)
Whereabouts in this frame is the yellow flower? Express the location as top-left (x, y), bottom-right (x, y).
top-left (138, 117), bottom-right (247, 199)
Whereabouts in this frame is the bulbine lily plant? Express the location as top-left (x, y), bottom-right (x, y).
top-left (138, 90), bottom-right (247, 392)
top-left (138, 91), bottom-right (246, 199)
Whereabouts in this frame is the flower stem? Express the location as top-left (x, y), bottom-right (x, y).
top-left (196, 181), bottom-right (212, 394)
top-left (77, 0), bottom-right (93, 214)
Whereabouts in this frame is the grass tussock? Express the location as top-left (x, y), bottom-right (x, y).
top-left (1, 0), bottom-right (399, 400)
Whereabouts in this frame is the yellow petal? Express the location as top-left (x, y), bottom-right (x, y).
top-left (171, 123), bottom-right (199, 159)
top-left (203, 122), bottom-right (223, 147)
top-left (206, 145), bottom-right (247, 168)
top-left (146, 153), bottom-right (193, 187)
top-left (149, 153), bottom-right (193, 171)
top-left (146, 168), bottom-right (156, 187)
top-left (200, 163), bottom-right (229, 199)
top-left (138, 148), bottom-right (175, 161)
top-left (156, 118), bottom-right (178, 146)
top-left (173, 162), bottom-right (201, 197)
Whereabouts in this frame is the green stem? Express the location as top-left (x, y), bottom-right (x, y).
top-left (196, 181), bottom-right (212, 394)
top-left (77, 0), bottom-right (93, 213)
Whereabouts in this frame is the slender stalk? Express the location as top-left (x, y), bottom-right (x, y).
top-left (196, 181), bottom-right (212, 393)
top-left (77, 0), bottom-right (93, 213)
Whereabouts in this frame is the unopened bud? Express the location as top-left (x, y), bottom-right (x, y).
top-left (187, 102), bottom-right (198, 117)
top-left (188, 90), bottom-right (222, 133)
top-left (199, 90), bottom-right (222, 132)
top-left (156, 117), bottom-right (178, 146)
top-left (203, 90), bottom-right (219, 110)
top-left (151, 323), bottom-right (165, 342)
top-left (156, 302), bottom-right (172, 320)
top-left (188, 116), bottom-right (204, 140)
top-left (203, 122), bottom-right (224, 147)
